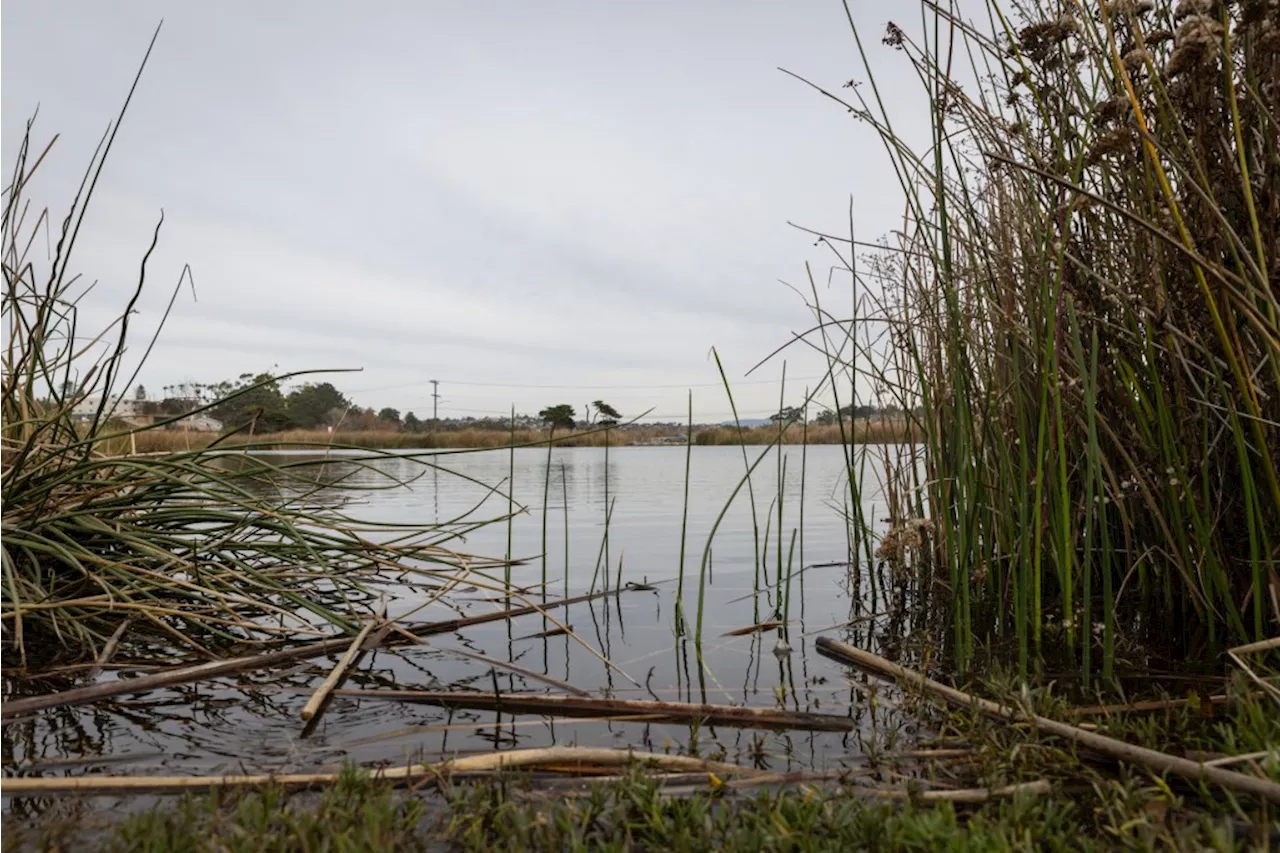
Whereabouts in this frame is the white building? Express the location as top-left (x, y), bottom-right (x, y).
top-left (169, 413), bottom-right (223, 432)
top-left (71, 395), bottom-right (149, 423)
top-left (71, 394), bottom-right (222, 431)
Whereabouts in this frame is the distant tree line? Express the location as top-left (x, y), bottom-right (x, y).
top-left (140, 375), bottom-right (634, 435)
top-left (139, 372), bottom-right (910, 435)
top-left (760, 404), bottom-right (915, 426)
top-left (143, 375), bottom-right (358, 433)
top-left (810, 404), bottom-right (911, 425)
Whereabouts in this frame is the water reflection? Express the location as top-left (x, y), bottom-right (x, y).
top-left (4, 445), bottom-right (951, 803)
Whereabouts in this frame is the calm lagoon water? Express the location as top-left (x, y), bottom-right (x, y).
top-left (3, 444), bottom-right (931, 794)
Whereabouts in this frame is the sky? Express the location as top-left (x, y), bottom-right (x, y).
top-left (2, 1), bottom-right (931, 423)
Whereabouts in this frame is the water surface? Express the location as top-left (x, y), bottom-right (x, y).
top-left (3, 444), bottom-right (932, 798)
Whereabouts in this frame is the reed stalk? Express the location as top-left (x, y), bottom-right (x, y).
top-left (712, 350), bottom-right (763, 596)
top-left (776, 364), bottom-right (787, 617)
top-left (541, 428), bottom-right (555, 627)
top-left (675, 390), bottom-right (694, 633)
top-left (561, 460), bottom-right (570, 600)
top-left (506, 406), bottom-right (516, 603)
top-left (779, 0), bottom-right (1280, 679)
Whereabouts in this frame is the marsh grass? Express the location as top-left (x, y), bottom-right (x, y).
top-left (781, 0), bottom-right (1280, 680)
top-left (0, 113), bottom-right (516, 665)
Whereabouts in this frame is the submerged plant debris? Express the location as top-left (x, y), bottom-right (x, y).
top-left (7, 678), bottom-right (1278, 852)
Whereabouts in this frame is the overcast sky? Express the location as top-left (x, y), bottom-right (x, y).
top-left (2, 1), bottom-right (928, 423)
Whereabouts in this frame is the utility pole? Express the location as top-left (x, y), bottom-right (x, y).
top-left (430, 379), bottom-right (440, 422)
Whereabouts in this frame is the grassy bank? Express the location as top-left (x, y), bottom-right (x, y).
top-left (129, 419), bottom-right (910, 453)
top-left (8, 676), bottom-right (1275, 851)
top-left (4, 774), bottom-right (1104, 852)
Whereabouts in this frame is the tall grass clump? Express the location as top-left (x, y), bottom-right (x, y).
top-left (797, 0), bottom-right (1280, 679)
top-left (1, 118), bottom-right (505, 666)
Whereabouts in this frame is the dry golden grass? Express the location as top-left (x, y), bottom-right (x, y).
top-left (134, 427), bottom-right (649, 452)
top-left (693, 419), bottom-right (909, 446)
top-left (130, 419), bottom-right (909, 453)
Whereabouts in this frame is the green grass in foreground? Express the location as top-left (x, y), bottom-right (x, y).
top-left (7, 681), bottom-right (1276, 852)
top-left (0, 771), bottom-right (1096, 852)
top-left (15, 765), bottom-right (1264, 853)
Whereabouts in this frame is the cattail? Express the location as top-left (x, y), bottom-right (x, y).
top-left (1105, 0), bottom-right (1157, 18)
top-left (1173, 0), bottom-right (1216, 21)
top-left (1167, 15), bottom-right (1224, 77)
top-left (1094, 94), bottom-right (1130, 124)
top-left (1123, 47), bottom-right (1153, 71)
top-left (1086, 128), bottom-right (1137, 164)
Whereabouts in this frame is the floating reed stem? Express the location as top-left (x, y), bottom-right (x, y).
top-left (299, 617), bottom-right (378, 722)
top-left (816, 637), bottom-right (1280, 805)
top-left (325, 689), bottom-right (855, 732)
top-left (2, 587), bottom-right (638, 720)
top-left (0, 747), bottom-right (765, 795)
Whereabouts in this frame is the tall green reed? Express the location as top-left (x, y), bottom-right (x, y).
top-left (675, 390), bottom-right (694, 632)
top-left (775, 364), bottom-right (787, 618)
top-left (712, 350), bottom-right (764, 605)
top-left (693, 362), bottom-right (831, 650)
top-left (782, 0), bottom-right (1280, 679)
top-left (540, 426), bottom-right (555, 625)
top-left (603, 420), bottom-right (611, 574)
top-left (561, 460), bottom-right (570, 598)
top-left (589, 497), bottom-right (617, 594)
top-left (506, 405), bottom-right (516, 605)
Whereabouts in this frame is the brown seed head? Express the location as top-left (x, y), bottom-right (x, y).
top-left (1173, 0), bottom-right (1217, 20)
top-left (1123, 47), bottom-right (1153, 71)
top-left (883, 21), bottom-right (905, 49)
top-left (1093, 94), bottom-right (1131, 124)
top-left (1166, 15), bottom-right (1224, 76)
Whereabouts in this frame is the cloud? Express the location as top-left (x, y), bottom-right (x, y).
top-left (2, 0), bottom-right (925, 419)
